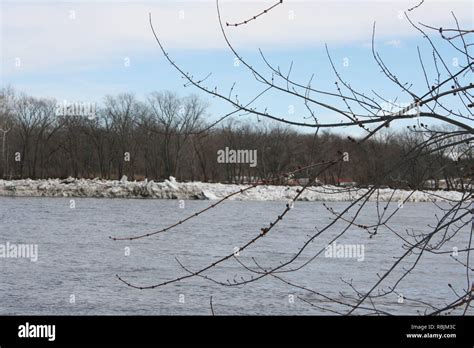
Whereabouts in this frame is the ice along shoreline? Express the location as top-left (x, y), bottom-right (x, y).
top-left (0, 176), bottom-right (465, 202)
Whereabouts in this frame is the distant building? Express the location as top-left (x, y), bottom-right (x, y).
top-left (287, 178), bottom-right (310, 186)
top-left (424, 178), bottom-right (472, 190)
top-left (336, 178), bottom-right (357, 187)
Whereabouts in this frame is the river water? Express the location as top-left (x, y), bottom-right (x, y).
top-left (0, 197), bottom-right (471, 315)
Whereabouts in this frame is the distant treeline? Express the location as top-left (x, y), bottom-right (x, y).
top-left (0, 88), bottom-right (471, 189)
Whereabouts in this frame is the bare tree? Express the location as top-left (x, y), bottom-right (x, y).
top-left (111, 0), bottom-right (473, 316)
top-left (0, 87), bottom-right (15, 178)
top-left (104, 93), bottom-right (147, 179)
top-left (147, 91), bottom-right (207, 179)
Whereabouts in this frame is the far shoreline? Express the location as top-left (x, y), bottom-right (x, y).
top-left (0, 176), bottom-right (466, 203)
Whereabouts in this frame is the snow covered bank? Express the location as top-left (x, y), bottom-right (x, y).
top-left (0, 177), bottom-right (465, 202)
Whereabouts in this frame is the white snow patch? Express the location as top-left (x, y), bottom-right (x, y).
top-left (0, 177), bottom-right (466, 202)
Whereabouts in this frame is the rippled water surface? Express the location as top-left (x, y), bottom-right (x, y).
top-left (0, 197), bottom-right (471, 315)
